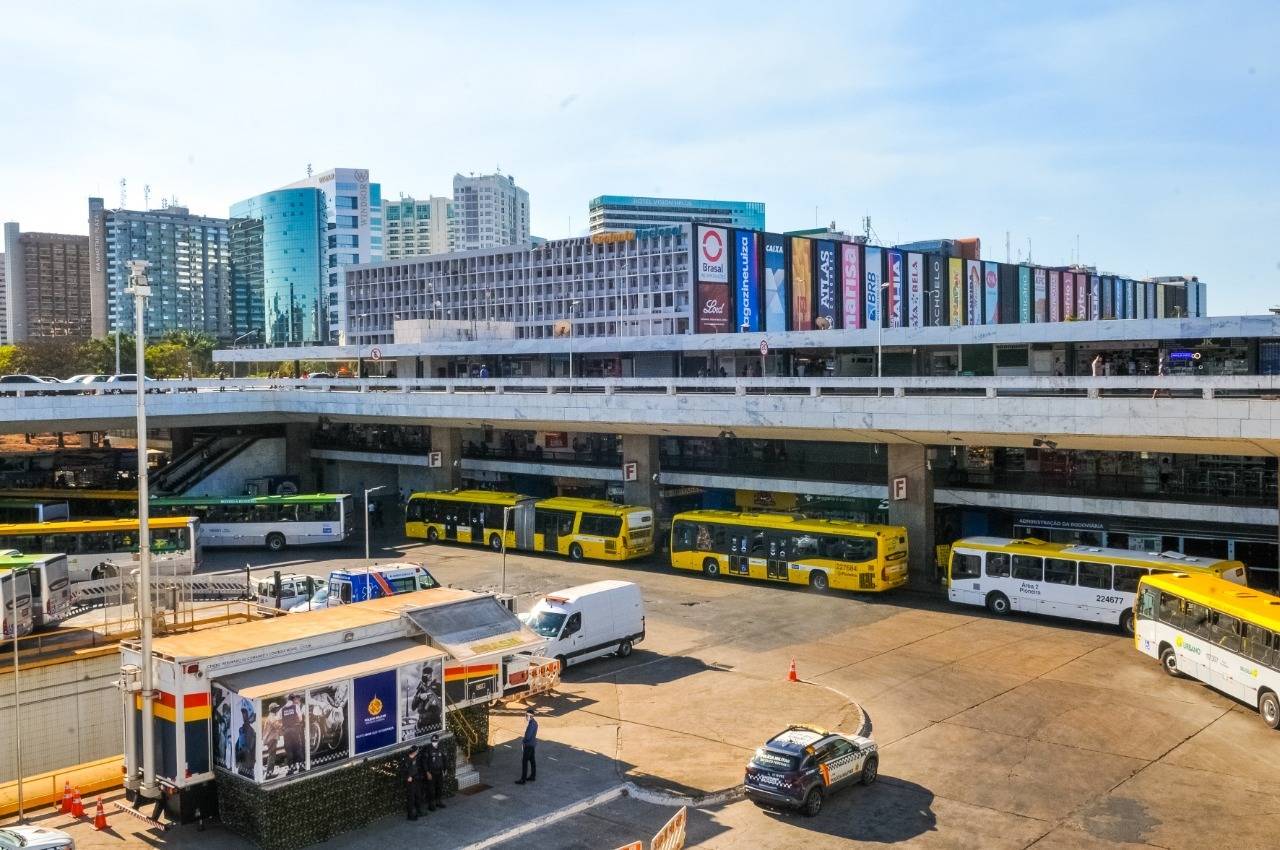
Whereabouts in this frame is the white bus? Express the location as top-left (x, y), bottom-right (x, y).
top-left (150, 494), bottom-right (354, 552)
top-left (0, 551), bottom-right (72, 628)
top-left (0, 557), bottom-right (34, 639)
top-left (947, 537), bottom-right (1247, 634)
top-left (0, 517), bottom-right (200, 581)
top-left (1136, 571), bottom-right (1280, 729)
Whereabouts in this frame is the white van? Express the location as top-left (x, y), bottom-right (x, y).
top-left (255, 573), bottom-right (328, 611)
top-left (521, 580), bottom-right (645, 670)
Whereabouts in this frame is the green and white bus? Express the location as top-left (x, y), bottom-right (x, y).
top-left (150, 494), bottom-right (354, 552)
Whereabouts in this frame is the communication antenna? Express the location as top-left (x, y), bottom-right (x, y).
top-left (143, 185), bottom-right (152, 211)
top-left (1076, 234), bottom-right (1081, 265)
top-left (1005, 231), bottom-right (1011, 263)
top-left (306, 163), bottom-right (313, 178)
top-left (1026, 237), bottom-right (1032, 264)
top-left (119, 178), bottom-right (127, 209)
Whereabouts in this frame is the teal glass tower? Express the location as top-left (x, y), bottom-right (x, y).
top-left (230, 188), bottom-right (327, 345)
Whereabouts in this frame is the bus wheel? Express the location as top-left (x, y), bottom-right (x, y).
top-left (1159, 645), bottom-right (1181, 678)
top-left (985, 592), bottom-right (1010, 615)
top-left (809, 571), bottom-right (830, 593)
top-left (703, 558), bottom-right (720, 578)
top-left (1119, 609), bottom-right (1135, 636)
top-left (569, 543), bottom-right (584, 562)
top-left (1259, 691), bottom-right (1280, 729)
top-left (489, 533), bottom-right (503, 552)
top-left (265, 532), bottom-right (286, 552)
top-left (427, 527), bottom-right (439, 542)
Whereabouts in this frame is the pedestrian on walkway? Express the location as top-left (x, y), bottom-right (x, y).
top-left (1091, 354), bottom-right (1104, 377)
top-left (516, 708), bottom-right (538, 784)
top-left (401, 745), bottom-right (422, 820)
top-left (423, 733), bottom-right (448, 810)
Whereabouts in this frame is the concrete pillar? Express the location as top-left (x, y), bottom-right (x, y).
top-left (429, 427), bottom-right (462, 491)
top-left (169, 427), bottom-right (195, 458)
top-left (887, 444), bottom-right (936, 591)
top-left (284, 423), bottom-right (318, 492)
top-left (621, 433), bottom-right (660, 509)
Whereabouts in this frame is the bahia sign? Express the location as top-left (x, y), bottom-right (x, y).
top-left (696, 226), bottom-right (729, 283)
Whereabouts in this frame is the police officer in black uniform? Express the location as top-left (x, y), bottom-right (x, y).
top-left (422, 734), bottom-right (448, 811)
top-left (400, 745), bottom-right (422, 820)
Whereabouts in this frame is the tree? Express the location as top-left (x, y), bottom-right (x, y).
top-left (77, 336), bottom-right (131, 375)
top-left (0, 345), bottom-right (16, 375)
top-left (11, 338), bottom-right (84, 378)
top-left (145, 342), bottom-right (195, 378)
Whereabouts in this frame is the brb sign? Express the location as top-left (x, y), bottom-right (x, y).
top-left (697, 226), bottom-right (728, 282)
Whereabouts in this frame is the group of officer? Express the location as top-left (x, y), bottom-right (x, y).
top-left (399, 733), bottom-right (449, 820)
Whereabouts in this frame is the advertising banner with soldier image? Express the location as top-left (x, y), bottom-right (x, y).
top-left (212, 684), bottom-right (236, 772)
top-left (233, 693), bottom-right (259, 781)
top-left (306, 682), bottom-right (350, 768)
top-left (399, 658), bottom-right (444, 741)
top-left (261, 691), bottom-right (308, 780)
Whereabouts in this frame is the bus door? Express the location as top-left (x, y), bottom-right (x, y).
top-left (469, 508), bottom-right (485, 546)
top-left (444, 509), bottom-right (460, 541)
top-left (728, 532), bottom-right (750, 576)
top-left (513, 500), bottom-right (537, 550)
top-left (765, 534), bottom-right (790, 581)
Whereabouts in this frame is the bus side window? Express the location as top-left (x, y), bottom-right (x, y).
top-left (672, 522), bottom-right (695, 552)
top-left (1113, 566), bottom-right (1147, 593)
top-left (985, 553), bottom-right (1010, 578)
top-left (1244, 624), bottom-right (1276, 669)
top-left (952, 553), bottom-right (981, 580)
top-left (1136, 586), bottom-right (1157, 619)
top-left (1157, 591), bottom-right (1181, 625)
top-left (1044, 559), bottom-right (1076, 586)
top-left (1078, 562), bottom-right (1111, 590)
top-left (1211, 612), bottom-right (1241, 653)
top-left (1011, 556), bottom-right (1042, 582)
top-left (1184, 602), bottom-right (1212, 639)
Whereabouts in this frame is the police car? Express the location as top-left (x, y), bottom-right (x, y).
top-left (743, 725), bottom-right (878, 816)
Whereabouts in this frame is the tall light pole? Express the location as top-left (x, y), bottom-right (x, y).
top-left (12, 601), bottom-right (22, 821)
top-left (568, 299), bottom-right (581, 386)
top-left (231, 329), bottom-right (258, 379)
top-left (876, 281), bottom-right (890, 397)
top-left (127, 259), bottom-right (159, 800)
top-left (364, 485), bottom-right (386, 588)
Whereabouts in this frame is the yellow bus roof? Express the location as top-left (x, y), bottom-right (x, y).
top-left (0, 516), bottom-right (197, 535)
top-left (673, 509), bottom-right (905, 538)
top-left (409, 491), bottom-right (646, 515)
top-left (535, 497), bottom-right (646, 515)
top-left (1142, 572), bottom-right (1280, 629)
top-left (952, 537), bottom-right (1243, 573)
top-left (409, 490), bottom-right (523, 506)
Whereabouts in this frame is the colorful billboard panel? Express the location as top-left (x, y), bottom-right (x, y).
top-left (841, 242), bottom-right (862, 329)
top-left (948, 258), bottom-right (964, 325)
top-left (697, 282), bottom-right (731, 333)
top-left (262, 691), bottom-right (308, 781)
top-left (399, 659), bottom-right (445, 742)
top-left (762, 234), bottom-right (787, 332)
top-left (907, 252), bottom-right (924, 328)
top-left (352, 670), bottom-right (397, 755)
top-left (864, 247), bottom-right (882, 327)
top-left (927, 254), bottom-right (945, 327)
top-left (1127, 279), bottom-right (1136, 318)
top-left (734, 230), bottom-right (761, 332)
top-left (983, 262), bottom-right (999, 324)
top-left (1062, 272), bottom-right (1075, 320)
top-left (790, 238), bottom-right (813, 331)
top-left (1033, 268), bottom-right (1047, 321)
top-left (815, 240), bottom-right (838, 329)
top-left (1077, 272), bottom-right (1089, 318)
top-left (1018, 266), bottom-right (1032, 323)
top-left (1089, 275), bottom-right (1101, 320)
top-left (965, 260), bottom-right (982, 324)
top-left (887, 250), bottom-right (904, 328)
top-left (696, 225), bottom-right (728, 283)
top-left (307, 682), bottom-right (350, 769)
top-left (212, 685), bottom-right (239, 774)
top-left (1049, 271), bottom-right (1061, 322)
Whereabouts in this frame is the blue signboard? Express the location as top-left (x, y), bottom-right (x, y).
top-left (864, 247), bottom-right (882, 328)
top-left (734, 230), bottom-right (761, 332)
top-left (762, 233), bottom-right (787, 332)
top-left (352, 670), bottom-right (398, 755)
top-left (1017, 266), bottom-right (1031, 323)
top-left (815, 240), bottom-right (839, 329)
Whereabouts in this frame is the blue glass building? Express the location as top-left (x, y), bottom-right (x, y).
top-left (230, 189), bottom-right (327, 345)
top-left (588, 195), bottom-right (765, 234)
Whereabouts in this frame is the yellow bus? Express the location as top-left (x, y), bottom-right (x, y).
top-left (669, 510), bottom-right (909, 593)
top-left (0, 516), bottom-right (201, 581)
top-left (405, 490), bottom-right (654, 562)
top-left (1136, 572), bottom-right (1280, 728)
top-left (947, 537), bottom-right (1247, 634)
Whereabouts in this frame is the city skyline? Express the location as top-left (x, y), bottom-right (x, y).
top-left (0, 2), bottom-right (1276, 315)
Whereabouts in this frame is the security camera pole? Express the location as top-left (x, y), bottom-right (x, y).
top-left (127, 259), bottom-right (160, 800)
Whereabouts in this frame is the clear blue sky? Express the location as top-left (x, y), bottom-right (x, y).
top-left (1, 1), bottom-right (1275, 314)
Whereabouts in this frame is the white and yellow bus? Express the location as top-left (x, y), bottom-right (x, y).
top-left (947, 537), bottom-right (1247, 634)
top-left (406, 490), bottom-right (654, 562)
top-left (670, 510), bottom-right (909, 593)
top-left (1136, 572), bottom-right (1280, 729)
top-left (0, 516), bottom-right (201, 581)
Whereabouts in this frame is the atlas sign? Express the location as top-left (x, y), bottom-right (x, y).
top-left (697, 226), bottom-right (728, 283)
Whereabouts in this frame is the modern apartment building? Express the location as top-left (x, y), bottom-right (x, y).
top-left (0, 253), bottom-right (6, 345)
top-left (280, 168), bottom-right (382, 342)
top-left (589, 195), bottom-right (765, 234)
top-left (451, 173), bottom-right (529, 252)
top-left (86, 198), bottom-right (232, 340)
top-left (382, 195), bottom-right (454, 258)
top-left (229, 188), bottom-right (328, 346)
top-left (3, 223), bottom-right (93, 341)
top-left (346, 225), bottom-right (692, 346)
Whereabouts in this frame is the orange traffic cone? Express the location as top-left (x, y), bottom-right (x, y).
top-left (788, 659), bottom-right (798, 682)
top-left (60, 782), bottom-right (72, 814)
top-left (93, 797), bottom-right (108, 831)
top-left (70, 788), bottom-right (84, 818)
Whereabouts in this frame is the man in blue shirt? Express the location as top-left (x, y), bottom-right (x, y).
top-left (516, 708), bottom-right (537, 784)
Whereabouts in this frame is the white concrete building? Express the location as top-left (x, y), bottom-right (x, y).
top-left (451, 173), bottom-right (529, 251)
top-left (382, 195), bottom-right (454, 258)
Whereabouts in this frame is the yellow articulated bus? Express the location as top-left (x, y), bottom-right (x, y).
top-left (669, 510), bottom-right (909, 592)
top-left (405, 490), bottom-right (654, 562)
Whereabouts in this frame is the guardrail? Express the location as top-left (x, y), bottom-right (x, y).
top-left (0, 755), bottom-right (123, 818)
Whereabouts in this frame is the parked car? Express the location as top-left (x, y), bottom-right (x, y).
top-left (0, 825), bottom-right (76, 849)
top-left (0, 374), bottom-right (54, 396)
top-left (520, 580), bottom-right (645, 671)
top-left (105, 373), bottom-right (138, 394)
top-left (744, 725), bottom-right (878, 816)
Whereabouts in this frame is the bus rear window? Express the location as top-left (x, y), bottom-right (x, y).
top-left (579, 514), bottom-right (622, 537)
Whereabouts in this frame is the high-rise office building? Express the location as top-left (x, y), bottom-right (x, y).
top-left (87, 198), bottom-right (232, 340)
top-left (0, 253), bottom-right (6, 345)
top-left (588, 195), bottom-right (765, 234)
top-left (3, 223), bottom-right (93, 341)
top-left (382, 195), bottom-right (454, 258)
top-left (451, 173), bottom-right (529, 252)
top-left (280, 168), bottom-right (381, 343)
top-left (229, 188), bottom-right (328, 346)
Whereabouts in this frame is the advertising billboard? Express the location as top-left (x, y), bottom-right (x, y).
top-left (790, 238), bottom-right (813, 331)
top-left (1049, 271), bottom-right (1061, 322)
top-left (948, 258), bottom-right (964, 325)
top-left (762, 234), bottom-right (787, 332)
top-left (695, 225), bottom-right (728, 283)
top-left (906, 252), bottom-right (924, 328)
top-left (1102, 276), bottom-right (1113, 318)
top-left (841, 242), bottom-right (862, 329)
top-left (814, 240), bottom-right (839, 329)
top-left (927, 255), bottom-right (945, 327)
top-left (399, 659), bottom-right (445, 742)
top-left (1062, 272), bottom-right (1075, 320)
top-left (734, 230), bottom-right (761, 332)
top-left (696, 283), bottom-right (731, 333)
top-left (1018, 266), bottom-right (1032, 323)
top-left (864, 247), bottom-right (882, 328)
top-left (1089, 275), bottom-right (1101, 320)
top-left (886, 250), bottom-right (904, 328)
top-left (1127, 279), bottom-right (1137, 319)
top-left (965, 260), bottom-right (982, 325)
top-left (261, 691), bottom-right (308, 781)
top-left (212, 684), bottom-right (241, 775)
top-left (307, 682), bottom-right (350, 768)
top-left (353, 670), bottom-right (398, 755)
top-left (1135, 280), bottom-right (1146, 320)
top-left (983, 262), bottom-right (999, 324)
top-left (1077, 272), bottom-right (1089, 318)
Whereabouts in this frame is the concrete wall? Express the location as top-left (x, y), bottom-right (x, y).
top-left (182, 437), bottom-right (285, 497)
top-left (0, 653), bottom-right (123, 780)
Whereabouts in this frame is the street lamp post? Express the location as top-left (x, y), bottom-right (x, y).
top-left (877, 281), bottom-right (890, 397)
top-left (231, 329), bottom-right (258, 379)
top-left (501, 506), bottom-right (511, 595)
top-left (364, 485), bottom-right (386, 587)
top-left (568, 299), bottom-right (581, 388)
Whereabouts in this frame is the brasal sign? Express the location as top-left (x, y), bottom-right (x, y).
top-left (697, 226), bottom-right (728, 282)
